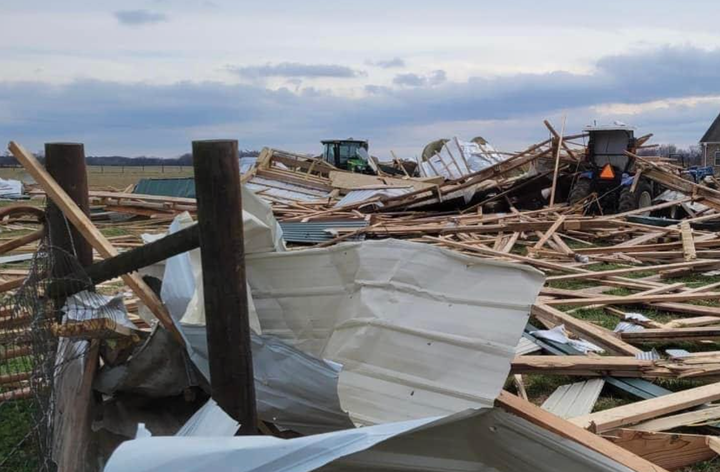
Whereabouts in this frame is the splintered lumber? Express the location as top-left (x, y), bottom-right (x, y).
top-left (8, 141), bottom-right (183, 345)
top-left (620, 327), bottom-right (720, 343)
top-left (532, 215), bottom-right (566, 251)
top-left (495, 391), bottom-right (670, 472)
top-left (378, 142), bottom-right (552, 211)
top-left (544, 291), bottom-right (720, 308)
top-left (570, 382), bottom-right (720, 433)
top-left (681, 221), bottom-right (697, 261)
top-left (546, 260), bottom-right (719, 282)
top-left (0, 278), bottom-right (25, 294)
top-left (632, 153), bottom-right (720, 211)
top-left (0, 228), bottom-right (44, 256)
top-left (51, 318), bottom-right (138, 340)
top-left (531, 303), bottom-right (641, 356)
top-left (511, 356), bottom-right (665, 378)
top-left (629, 406), bottom-right (720, 432)
top-left (605, 429), bottom-right (717, 470)
top-left (548, 117), bottom-right (566, 207)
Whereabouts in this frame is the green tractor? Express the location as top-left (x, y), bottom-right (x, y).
top-left (320, 139), bottom-right (372, 173)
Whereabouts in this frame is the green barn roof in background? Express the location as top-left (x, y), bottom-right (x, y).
top-left (134, 177), bottom-right (196, 198)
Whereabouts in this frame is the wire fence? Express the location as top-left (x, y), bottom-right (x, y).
top-left (0, 219), bottom-right (130, 471)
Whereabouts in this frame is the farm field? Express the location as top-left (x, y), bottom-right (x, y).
top-left (0, 166), bottom-right (194, 190)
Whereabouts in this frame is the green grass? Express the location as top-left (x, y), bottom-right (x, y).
top-left (0, 400), bottom-right (38, 472)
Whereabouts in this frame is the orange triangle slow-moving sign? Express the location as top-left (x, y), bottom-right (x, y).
top-left (599, 164), bottom-right (615, 180)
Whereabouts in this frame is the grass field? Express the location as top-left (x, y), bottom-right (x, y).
top-left (0, 165), bottom-right (194, 190)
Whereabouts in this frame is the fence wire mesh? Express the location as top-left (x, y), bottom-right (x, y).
top-left (0, 224), bottom-right (132, 471)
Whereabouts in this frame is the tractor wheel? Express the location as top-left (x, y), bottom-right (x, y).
top-left (567, 179), bottom-right (593, 206)
top-left (618, 181), bottom-right (653, 215)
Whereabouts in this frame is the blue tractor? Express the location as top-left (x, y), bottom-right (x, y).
top-left (567, 125), bottom-right (655, 214)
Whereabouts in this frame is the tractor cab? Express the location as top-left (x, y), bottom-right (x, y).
top-left (584, 125), bottom-right (637, 183)
top-left (567, 124), bottom-right (656, 214)
top-left (321, 139), bottom-right (370, 173)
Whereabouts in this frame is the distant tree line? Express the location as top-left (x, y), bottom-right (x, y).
top-left (637, 144), bottom-right (704, 167)
top-left (0, 150), bottom-right (260, 167)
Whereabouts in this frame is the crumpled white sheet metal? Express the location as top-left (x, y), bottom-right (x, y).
top-left (420, 137), bottom-right (507, 179)
top-left (181, 324), bottom-right (354, 434)
top-left (177, 186), bottom-right (283, 328)
top-left (246, 238), bottom-right (545, 425)
top-left (175, 398), bottom-right (239, 437)
top-left (105, 407), bottom-right (633, 472)
top-left (150, 203), bottom-right (352, 434)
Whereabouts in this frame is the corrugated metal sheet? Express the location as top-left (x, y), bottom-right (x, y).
top-left (247, 239), bottom-right (545, 426)
top-left (134, 178), bottom-right (196, 198)
top-left (515, 336), bottom-right (541, 356)
top-left (525, 326), bottom-right (674, 401)
top-left (614, 321), bottom-right (644, 333)
top-left (542, 379), bottom-right (605, 419)
top-left (279, 220), bottom-right (369, 243)
top-left (106, 407), bottom-right (636, 472)
top-left (666, 349), bottom-right (691, 359)
top-left (635, 349), bottom-right (661, 361)
top-left (246, 176), bottom-right (332, 203)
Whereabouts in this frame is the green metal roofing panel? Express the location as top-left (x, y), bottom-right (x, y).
top-left (134, 178), bottom-right (196, 198)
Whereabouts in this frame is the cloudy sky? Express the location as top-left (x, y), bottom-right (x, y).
top-left (2, 0), bottom-right (720, 158)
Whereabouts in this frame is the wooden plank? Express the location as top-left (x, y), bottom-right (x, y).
top-left (8, 141), bottom-right (183, 345)
top-left (547, 260), bottom-right (718, 282)
top-left (544, 291), bottom-right (720, 307)
top-left (532, 303), bottom-right (642, 356)
top-left (548, 117), bottom-right (565, 207)
top-left (629, 406), bottom-right (720, 432)
top-left (0, 228), bottom-right (44, 256)
top-left (605, 429), bottom-right (716, 470)
top-left (620, 327), bottom-right (720, 342)
top-left (495, 391), bottom-right (670, 472)
top-left (533, 215), bottom-right (566, 251)
top-left (569, 382), bottom-right (720, 432)
top-left (51, 318), bottom-right (137, 340)
top-left (681, 221), bottom-right (697, 261)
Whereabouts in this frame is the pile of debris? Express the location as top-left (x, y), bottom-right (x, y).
top-left (3, 120), bottom-right (720, 472)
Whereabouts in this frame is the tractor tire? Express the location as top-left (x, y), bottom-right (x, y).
top-left (567, 179), bottom-right (593, 206)
top-left (618, 181), bottom-right (653, 214)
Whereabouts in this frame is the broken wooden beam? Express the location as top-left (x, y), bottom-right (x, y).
top-left (570, 381), bottom-right (720, 433)
top-left (495, 390), bottom-right (670, 472)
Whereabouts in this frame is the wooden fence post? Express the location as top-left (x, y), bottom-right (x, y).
top-left (45, 142), bottom-right (98, 472)
top-left (45, 143), bottom-right (92, 267)
top-left (192, 139), bottom-right (257, 434)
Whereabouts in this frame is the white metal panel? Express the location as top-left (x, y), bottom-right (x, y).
top-left (105, 407), bottom-right (634, 472)
top-left (246, 239), bottom-right (545, 425)
top-left (542, 379), bottom-right (605, 419)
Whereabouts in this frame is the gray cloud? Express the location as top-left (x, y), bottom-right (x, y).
top-left (114, 10), bottom-right (168, 25)
top-left (229, 62), bottom-right (365, 79)
top-left (2, 46), bottom-right (720, 156)
top-left (393, 70), bottom-right (446, 87)
top-left (367, 57), bottom-right (406, 69)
